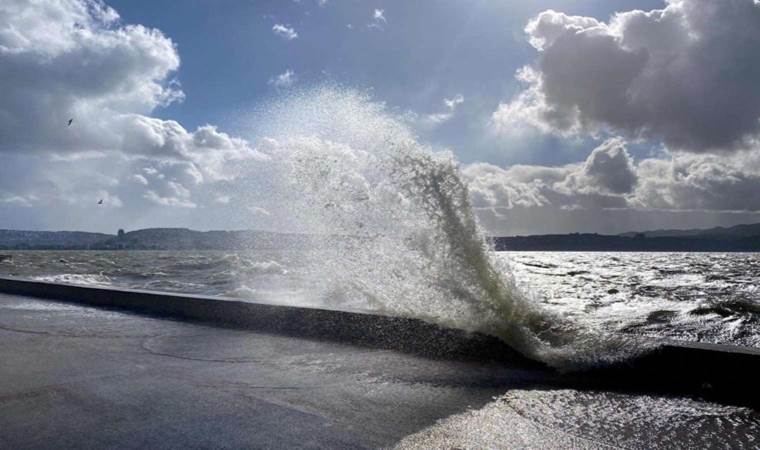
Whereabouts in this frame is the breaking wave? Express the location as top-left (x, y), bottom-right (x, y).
top-left (245, 87), bottom-right (646, 369)
top-left (33, 273), bottom-right (112, 287)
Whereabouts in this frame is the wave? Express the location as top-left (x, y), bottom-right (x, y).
top-left (33, 273), bottom-right (112, 287)
top-left (240, 260), bottom-right (288, 276)
top-left (245, 87), bottom-right (647, 369)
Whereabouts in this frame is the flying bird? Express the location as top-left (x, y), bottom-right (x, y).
top-left (67, 118), bottom-right (73, 127)
top-left (97, 199), bottom-right (103, 205)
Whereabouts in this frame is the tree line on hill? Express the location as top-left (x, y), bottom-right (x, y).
top-left (2, 223), bottom-right (760, 251)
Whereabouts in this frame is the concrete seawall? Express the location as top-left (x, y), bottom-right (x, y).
top-left (0, 276), bottom-right (524, 363)
top-left (1, 276), bottom-right (759, 407)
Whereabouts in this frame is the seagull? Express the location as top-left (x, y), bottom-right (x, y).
top-left (97, 199), bottom-right (103, 205)
top-left (67, 118), bottom-right (73, 127)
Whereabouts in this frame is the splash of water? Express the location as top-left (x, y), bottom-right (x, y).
top-left (244, 86), bottom-right (645, 369)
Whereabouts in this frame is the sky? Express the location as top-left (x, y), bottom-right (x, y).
top-left (2, 0), bottom-right (760, 235)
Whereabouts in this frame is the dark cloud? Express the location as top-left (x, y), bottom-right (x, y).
top-left (495, 0), bottom-right (760, 153)
top-left (560, 138), bottom-right (638, 195)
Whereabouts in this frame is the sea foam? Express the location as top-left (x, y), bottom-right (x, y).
top-left (240, 86), bottom-right (646, 369)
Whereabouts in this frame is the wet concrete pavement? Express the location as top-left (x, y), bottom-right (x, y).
top-left (0, 292), bottom-right (556, 448)
top-left (3, 290), bottom-right (760, 449)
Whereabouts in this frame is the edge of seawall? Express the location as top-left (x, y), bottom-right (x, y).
top-left (1, 276), bottom-right (760, 406)
top-left (0, 276), bottom-right (527, 363)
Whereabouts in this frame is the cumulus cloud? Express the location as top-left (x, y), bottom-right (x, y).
top-left (464, 139), bottom-right (633, 213)
top-left (423, 94), bottom-right (464, 126)
top-left (634, 152), bottom-right (760, 212)
top-left (272, 23), bottom-right (298, 41)
top-left (0, 0), bottom-right (180, 154)
top-left (559, 138), bottom-right (637, 195)
top-left (269, 69), bottom-right (296, 88)
top-left (494, 0), bottom-right (760, 153)
top-left (464, 138), bottom-right (760, 217)
top-left (137, 167), bottom-right (201, 209)
top-left (0, 0), bottom-right (265, 214)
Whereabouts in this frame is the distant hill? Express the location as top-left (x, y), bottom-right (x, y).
top-left (495, 222), bottom-right (760, 252)
top-left (2, 222), bottom-right (760, 251)
top-left (619, 223), bottom-right (760, 240)
top-left (0, 229), bottom-right (114, 250)
top-left (0, 228), bottom-right (308, 251)
top-left (94, 228), bottom-right (245, 250)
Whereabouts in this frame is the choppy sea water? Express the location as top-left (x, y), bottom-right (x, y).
top-left (508, 251), bottom-right (760, 348)
top-left (2, 250), bottom-right (759, 351)
top-left (0, 250), bottom-right (311, 305)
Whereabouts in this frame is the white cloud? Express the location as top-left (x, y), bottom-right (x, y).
top-left (444, 95), bottom-right (465, 112)
top-left (143, 167), bottom-right (161, 177)
top-left (494, 0), bottom-right (760, 153)
top-left (167, 181), bottom-right (190, 198)
top-left (0, 0), bottom-right (266, 216)
top-left (464, 138), bottom-right (760, 215)
top-left (463, 140), bottom-right (631, 213)
top-left (0, 0), bottom-right (182, 155)
top-left (633, 152), bottom-right (760, 212)
top-left (272, 23), bottom-right (298, 41)
top-left (368, 9), bottom-right (386, 29)
top-left (130, 174), bottom-right (149, 185)
top-left (144, 190), bottom-right (196, 208)
top-left (0, 0), bottom-right (265, 172)
top-left (424, 94), bottom-right (464, 125)
top-left (248, 206), bottom-right (271, 217)
top-left (491, 66), bottom-right (582, 138)
top-left (94, 191), bottom-right (123, 208)
top-left (317, 0), bottom-right (328, 7)
top-left (49, 151), bottom-right (107, 162)
top-left (269, 69), bottom-right (296, 88)
top-left (59, 189), bottom-right (123, 208)
top-left (0, 193), bottom-right (35, 207)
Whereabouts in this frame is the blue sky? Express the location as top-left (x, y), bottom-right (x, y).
top-left (109, 0), bottom-right (662, 164)
top-left (3, 0), bottom-right (760, 235)
top-left (107, 0), bottom-right (662, 167)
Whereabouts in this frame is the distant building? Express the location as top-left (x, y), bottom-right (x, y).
top-left (117, 229), bottom-right (125, 239)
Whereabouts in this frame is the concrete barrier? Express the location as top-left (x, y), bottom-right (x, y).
top-left (0, 276), bottom-right (527, 363)
top-left (1, 276), bottom-right (759, 406)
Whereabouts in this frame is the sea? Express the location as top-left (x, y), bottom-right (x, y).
top-left (2, 249), bottom-right (759, 353)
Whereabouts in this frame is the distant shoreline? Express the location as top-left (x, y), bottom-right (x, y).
top-left (1, 223), bottom-right (760, 252)
top-left (491, 235), bottom-right (760, 252)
